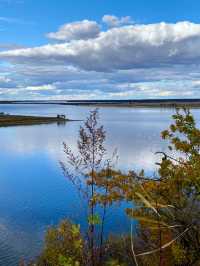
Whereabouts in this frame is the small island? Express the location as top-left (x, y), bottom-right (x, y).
top-left (0, 113), bottom-right (69, 127)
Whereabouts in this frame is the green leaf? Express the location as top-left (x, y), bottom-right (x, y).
top-left (58, 255), bottom-right (80, 266)
top-left (71, 224), bottom-right (80, 236)
top-left (88, 213), bottom-right (101, 225)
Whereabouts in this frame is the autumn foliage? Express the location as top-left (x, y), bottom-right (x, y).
top-left (29, 109), bottom-right (200, 266)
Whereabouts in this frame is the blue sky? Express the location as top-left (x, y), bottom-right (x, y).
top-left (0, 0), bottom-right (200, 99)
top-left (1, 0), bottom-right (200, 45)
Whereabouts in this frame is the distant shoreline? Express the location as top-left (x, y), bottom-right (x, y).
top-left (1, 99), bottom-right (200, 107)
top-left (0, 114), bottom-right (71, 127)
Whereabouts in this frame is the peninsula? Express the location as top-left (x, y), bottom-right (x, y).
top-left (0, 113), bottom-right (69, 127)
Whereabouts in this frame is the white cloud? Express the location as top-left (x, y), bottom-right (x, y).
top-left (1, 21), bottom-right (200, 72)
top-left (0, 76), bottom-right (11, 83)
top-left (25, 84), bottom-right (56, 91)
top-left (1, 19), bottom-right (200, 99)
top-left (102, 15), bottom-right (134, 27)
top-left (47, 20), bottom-right (100, 41)
top-left (0, 43), bottom-right (25, 50)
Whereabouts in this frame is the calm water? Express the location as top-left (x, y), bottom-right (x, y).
top-left (0, 104), bottom-right (199, 265)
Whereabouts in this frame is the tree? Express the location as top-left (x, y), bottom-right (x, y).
top-left (30, 108), bottom-right (200, 266)
top-left (37, 220), bottom-right (83, 266)
top-left (95, 108), bottom-right (200, 265)
top-left (60, 109), bottom-right (107, 266)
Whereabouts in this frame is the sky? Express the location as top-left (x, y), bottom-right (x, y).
top-left (1, 0), bottom-right (200, 100)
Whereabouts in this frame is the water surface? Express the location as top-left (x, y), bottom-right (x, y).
top-left (0, 104), bottom-right (199, 265)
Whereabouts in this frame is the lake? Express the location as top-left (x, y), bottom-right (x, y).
top-left (0, 104), bottom-right (199, 265)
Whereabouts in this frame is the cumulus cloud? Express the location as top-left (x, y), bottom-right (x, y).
top-left (1, 19), bottom-right (200, 99)
top-left (102, 15), bottom-right (134, 27)
top-left (47, 20), bottom-right (100, 41)
top-left (1, 64), bottom-right (200, 100)
top-left (1, 21), bottom-right (200, 72)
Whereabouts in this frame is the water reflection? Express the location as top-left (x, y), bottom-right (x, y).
top-left (0, 105), bottom-right (199, 265)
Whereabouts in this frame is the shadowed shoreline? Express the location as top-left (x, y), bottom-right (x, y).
top-left (0, 114), bottom-right (71, 127)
